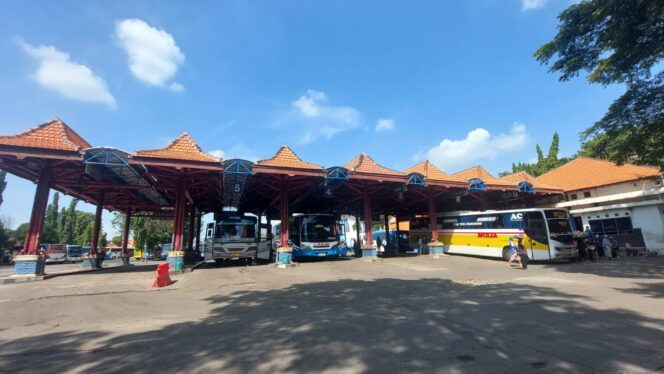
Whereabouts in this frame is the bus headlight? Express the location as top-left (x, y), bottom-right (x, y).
top-left (555, 246), bottom-right (562, 251)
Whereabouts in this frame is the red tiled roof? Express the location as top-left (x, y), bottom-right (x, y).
top-left (0, 118), bottom-right (91, 151)
top-left (404, 161), bottom-right (466, 184)
top-left (133, 133), bottom-right (220, 163)
top-left (255, 146), bottom-right (323, 170)
top-left (499, 171), bottom-right (562, 192)
top-left (536, 157), bottom-right (662, 192)
top-left (345, 153), bottom-right (404, 176)
top-left (452, 166), bottom-right (515, 188)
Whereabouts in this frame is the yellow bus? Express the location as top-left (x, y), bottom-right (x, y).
top-left (410, 208), bottom-right (577, 261)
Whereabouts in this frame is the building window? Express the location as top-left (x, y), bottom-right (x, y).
top-left (569, 193), bottom-right (578, 200)
top-left (583, 191), bottom-right (592, 198)
top-left (588, 217), bottom-right (634, 236)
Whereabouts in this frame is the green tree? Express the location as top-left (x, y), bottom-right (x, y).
top-left (41, 192), bottom-right (60, 243)
top-left (131, 216), bottom-right (172, 254)
top-left (535, 0), bottom-right (664, 166)
top-left (57, 198), bottom-right (78, 244)
top-left (501, 132), bottom-right (568, 177)
top-left (14, 223), bottom-right (29, 243)
top-left (0, 170), bottom-right (7, 207)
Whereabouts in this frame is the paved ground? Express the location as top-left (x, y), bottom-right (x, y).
top-left (0, 255), bottom-right (663, 373)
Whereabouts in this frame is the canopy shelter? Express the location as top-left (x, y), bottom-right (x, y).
top-left (130, 133), bottom-right (223, 251)
top-left (0, 120), bottom-right (223, 256)
top-left (0, 118), bottom-right (564, 265)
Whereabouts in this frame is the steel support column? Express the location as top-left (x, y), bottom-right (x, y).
top-left (383, 214), bottom-right (390, 248)
top-left (121, 209), bottom-right (132, 257)
top-left (187, 204), bottom-right (196, 252)
top-left (355, 213), bottom-right (361, 249)
top-left (363, 186), bottom-right (373, 247)
top-left (395, 214), bottom-right (401, 252)
top-left (279, 179), bottom-right (289, 247)
top-left (23, 168), bottom-right (52, 255)
top-left (195, 212), bottom-right (202, 252)
top-left (172, 179), bottom-right (187, 251)
top-left (90, 191), bottom-right (105, 254)
top-left (428, 188), bottom-right (439, 242)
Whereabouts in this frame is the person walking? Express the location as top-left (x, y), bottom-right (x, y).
top-left (507, 236), bottom-right (522, 269)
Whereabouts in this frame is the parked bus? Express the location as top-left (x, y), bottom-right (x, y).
top-left (65, 245), bottom-right (83, 262)
top-left (409, 208), bottom-right (577, 261)
top-left (39, 244), bottom-right (66, 263)
top-left (372, 229), bottom-right (417, 255)
top-left (273, 213), bottom-right (348, 260)
top-left (204, 213), bottom-right (269, 265)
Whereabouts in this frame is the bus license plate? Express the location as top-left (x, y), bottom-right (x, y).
top-left (230, 254), bottom-right (241, 257)
top-left (317, 253), bottom-right (326, 257)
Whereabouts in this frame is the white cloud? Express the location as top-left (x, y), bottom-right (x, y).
top-left (18, 39), bottom-right (116, 108)
top-left (208, 144), bottom-right (259, 162)
top-left (289, 90), bottom-right (361, 144)
top-left (209, 149), bottom-right (224, 159)
top-left (420, 122), bottom-right (529, 171)
top-left (115, 19), bottom-right (185, 90)
top-left (375, 118), bottom-right (395, 132)
top-left (522, 0), bottom-right (548, 10)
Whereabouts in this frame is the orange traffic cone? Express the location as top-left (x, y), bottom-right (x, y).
top-left (152, 263), bottom-right (173, 288)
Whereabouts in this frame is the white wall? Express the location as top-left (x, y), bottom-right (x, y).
top-left (631, 204), bottom-right (664, 253)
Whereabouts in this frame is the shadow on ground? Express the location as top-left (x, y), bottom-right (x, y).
top-left (0, 278), bottom-right (662, 373)
top-left (544, 256), bottom-right (664, 279)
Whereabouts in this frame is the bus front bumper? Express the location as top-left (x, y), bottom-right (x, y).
top-left (292, 247), bottom-right (347, 258)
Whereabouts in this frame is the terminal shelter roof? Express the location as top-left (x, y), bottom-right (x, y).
top-left (404, 161), bottom-right (467, 187)
top-left (499, 171), bottom-right (562, 193)
top-left (536, 157), bottom-right (663, 192)
top-left (132, 133), bottom-right (220, 164)
top-left (0, 118), bottom-right (91, 152)
top-left (345, 153), bottom-right (404, 177)
top-left (452, 166), bottom-right (517, 189)
top-left (255, 145), bottom-right (323, 171)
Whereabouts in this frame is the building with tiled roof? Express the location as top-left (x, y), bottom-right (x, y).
top-left (132, 133), bottom-right (220, 164)
top-left (345, 153), bottom-right (404, 177)
top-left (537, 157), bottom-right (661, 192)
top-left (404, 161), bottom-right (467, 186)
top-left (452, 166), bottom-right (516, 189)
top-left (255, 145), bottom-right (323, 170)
top-left (538, 157), bottom-right (663, 254)
top-left (0, 118), bottom-right (91, 152)
top-left (499, 171), bottom-right (562, 193)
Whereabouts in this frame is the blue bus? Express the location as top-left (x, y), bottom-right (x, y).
top-left (273, 214), bottom-right (348, 259)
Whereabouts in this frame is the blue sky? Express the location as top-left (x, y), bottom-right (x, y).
top-left (0, 0), bottom-right (624, 235)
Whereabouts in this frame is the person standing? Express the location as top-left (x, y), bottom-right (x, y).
top-left (595, 234), bottom-right (606, 259)
top-left (518, 237), bottom-right (528, 269)
top-left (603, 235), bottom-right (617, 259)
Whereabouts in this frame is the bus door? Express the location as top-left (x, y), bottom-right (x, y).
top-left (523, 211), bottom-right (549, 260)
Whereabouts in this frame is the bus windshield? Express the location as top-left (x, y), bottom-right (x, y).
top-left (547, 219), bottom-right (573, 235)
top-left (301, 216), bottom-right (338, 242)
top-left (215, 220), bottom-right (256, 242)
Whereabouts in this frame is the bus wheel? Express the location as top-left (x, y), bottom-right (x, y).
top-left (502, 247), bottom-right (510, 261)
top-left (215, 259), bottom-right (223, 267)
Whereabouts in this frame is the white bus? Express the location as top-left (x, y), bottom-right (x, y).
top-left (204, 213), bottom-right (270, 265)
top-left (410, 208), bottom-right (577, 261)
